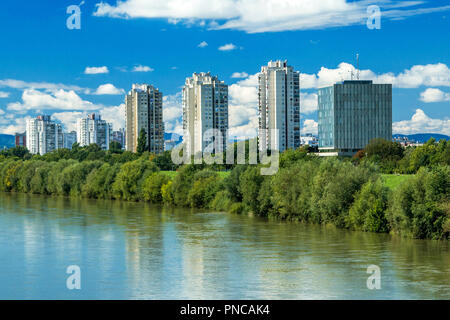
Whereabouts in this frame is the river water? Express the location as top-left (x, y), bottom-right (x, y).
top-left (0, 193), bottom-right (448, 299)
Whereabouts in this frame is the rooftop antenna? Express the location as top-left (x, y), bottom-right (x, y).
top-left (356, 53), bottom-right (360, 80)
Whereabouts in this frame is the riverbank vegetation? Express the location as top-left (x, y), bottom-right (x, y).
top-left (0, 138), bottom-right (448, 240)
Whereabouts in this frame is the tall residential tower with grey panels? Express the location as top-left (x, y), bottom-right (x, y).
top-left (182, 72), bottom-right (228, 156)
top-left (258, 60), bottom-right (301, 153)
top-left (318, 80), bottom-right (392, 156)
top-left (125, 84), bottom-right (165, 154)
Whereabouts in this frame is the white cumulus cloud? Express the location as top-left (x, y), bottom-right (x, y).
top-left (228, 73), bottom-right (259, 139)
top-left (420, 88), bottom-right (450, 103)
top-left (0, 79), bottom-right (87, 93)
top-left (393, 109), bottom-right (450, 135)
top-left (99, 104), bottom-right (125, 130)
top-left (0, 115), bottom-right (33, 135)
top-left (7, 89), bottom-right (100, 112)
top-left (218, 43), bottom-right (237, 51)
top-left (163, 92), bottom-right (183, 123)
top-left (94, 83), bottom-right (125, 95)
top-left (93, 0), bottom-right (450, 33)
top-left (231, 72), bottom-right (249, 78)
top-left (84, 66), bottom-right (109, 74)
top-left (301, 62), bottom-right (450, 89)
top-left (52, 111), bottom-right (85, 132)
top-left (300, 92), bottom-right (318, 114)
top-left (132, 65), bottom-right (154, 72)
top-left (301, 119), bottom-right (318, 135)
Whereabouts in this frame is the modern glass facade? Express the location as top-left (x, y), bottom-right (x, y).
top-left (318, 80), bottom-right (392, 155)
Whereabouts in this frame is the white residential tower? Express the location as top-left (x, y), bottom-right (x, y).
top-left (26, 115), bottom-right (63, 155)
top-left (182, 72), bottom-right (228, 156)
top-left (125, 84), bottom-right (165, 153)
top-left (258, 60), bottom-right (301, 152)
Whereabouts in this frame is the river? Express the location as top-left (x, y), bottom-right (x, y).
top-left (0, 193), bottom-right (448, 299)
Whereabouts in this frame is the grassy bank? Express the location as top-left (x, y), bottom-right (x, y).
top-left (381, 174), bottom-right (411, 190)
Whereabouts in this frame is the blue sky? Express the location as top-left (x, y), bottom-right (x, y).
top-left (0, 0), bottom-right (449, 138)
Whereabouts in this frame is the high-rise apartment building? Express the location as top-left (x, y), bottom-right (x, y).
top-left (26, 115), bottom-right (63, 155)
top-left (258, 60), bottom-right (301, 152)
top-left (63, 131), bottom-right (77, 149)
top-left (15, 132), bottom-right (26, 147)
top-left (182, 72), bottom-right (228, 155)
top-left (318, 80), bottom-right (392, 156)
top-left (111, 129), bottom-right (125, 148)
top-left (76, 113), bottom-right (111, 150)
top-left (125, 84), bottom-right (164, 153)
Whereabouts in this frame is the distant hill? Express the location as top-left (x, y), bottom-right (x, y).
top-left (393, 133), bottom-right (450, 143)
top-left (0, 134), bottom-right (14, 149)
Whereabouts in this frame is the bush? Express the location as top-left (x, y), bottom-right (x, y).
top-left (161, 181), bottom-right (174, 205)
top-left (239, 166), bottom-right (264, 214)
top-left (187, 170), bottom-right (221, 208)
top-left (112, 159), bottom-right (159, 201)
top-left (310, 159), bottom-right (375, 227)
top-left (82, 163), bottom-right (121, 199)
top-left (347, 178), bottom-right (389, 232)
top-left (257, 176), bottom-right (274, 217)
top-left (58, 161), bottom-right (103, 197)
top-left (229, 202), bottom-right (246, 215)
top-left (0, 160), bottom-right (22, 192)
top-left (223, 165), bottom-right (247, 202)
top-left (210, 190), bottom-right (233, 211)
top-left (30, 161), bottom-right (54, 194)
top-left (142, 172), bottom-right (171, 203)
top-left (271, 160), bottom-right (318, 220)
top-left (388, 166), bottom-right (449, 239)
top-left (170, 165), bottom-right (199, 207)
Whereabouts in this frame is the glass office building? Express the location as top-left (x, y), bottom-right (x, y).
top-left (318, 80), bottom-right (392, 156)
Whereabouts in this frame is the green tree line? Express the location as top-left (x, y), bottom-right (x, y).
top-left (0, 138), bottom-right (448, 240)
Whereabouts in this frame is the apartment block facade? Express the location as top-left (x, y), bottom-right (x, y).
top-left (318, 80), bottom-right (392, 156)
top-left (26, 115), bottom-right (63, 155)
top-left (258, 60), bottom-right (301, 153)
top-left (63, 131), bottom-right (77, 150)
top-left (15, 132), bottom-right (26, 147)
top-left (182, 72), bottom-right (228, 156)
top-left (125, 84), bottom-right (164, 153)
top-left (76, 113), bottom-right (111, 150)
top-left (112, 129), bottom-right (125, 148)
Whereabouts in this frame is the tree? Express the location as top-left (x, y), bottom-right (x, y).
top-left (239, 166), bottom-right (264, 214)
top-left (153, 150), bottom-right (178, 171)
top-left (362, 138), bottom-right (404, 173)
top-left (388, 166), bottom-right (449, 239)
top-left (10, 146), bottom-right (30, 159)
top-left (223, 165), bottom-right (247, 202)
top-left (310, 158), bottom-right (375, 227)
top-left (137, 128), bottom-right (147, 154)
top-left (109, 141), bottom-right (123, 154)
top-left (364, 138), bottom-right (404, 160)
top-left (142, 172), bottom-right (170, 203)
top-left (271, 161), bottom-right (318, 220)
top-left (348, 178), bottom-right (389, 233)
top-left (187, 170), bottom-right (221, 208)
top-left (112, 159), bottom-right (158, 201)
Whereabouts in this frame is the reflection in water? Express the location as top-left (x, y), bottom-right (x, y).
top-left (0, 193), bottom-right (448, 299)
